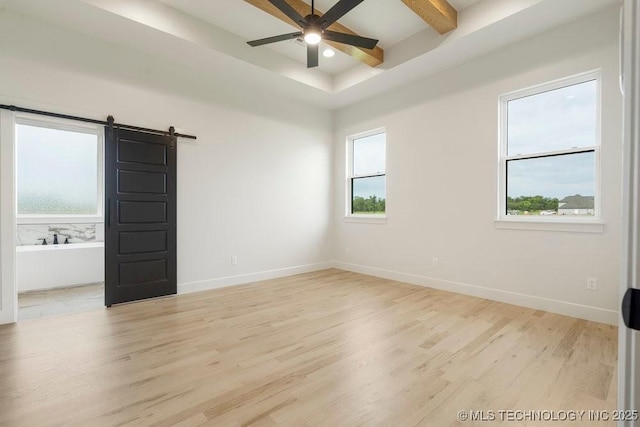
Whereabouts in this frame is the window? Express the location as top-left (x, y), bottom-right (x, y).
top-left (347, 129), bottom-right (386, 217)
top-left (16, 117), bottom-right (103, 223)
top-left (499, 71), bottom-right (600, 223)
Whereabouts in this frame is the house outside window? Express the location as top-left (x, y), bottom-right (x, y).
top-left (498, 71), bottom-right (600, 224)
top-left (346, 129), bottom-right (386, 218)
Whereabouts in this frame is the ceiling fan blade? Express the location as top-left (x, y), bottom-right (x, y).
top-left (247, 31), bottom-right (303, 47)
top-left (319, 0), bottom-right (365, 29)
top-left (323, 30), bottom-right (378, 49)
top-left (307, 43), bottom-right (319, 68)
top-left (268, 0), bottom-right (307, 27)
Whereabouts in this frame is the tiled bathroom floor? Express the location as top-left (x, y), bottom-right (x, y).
top-left (18, 283), bottom-right (104, 321)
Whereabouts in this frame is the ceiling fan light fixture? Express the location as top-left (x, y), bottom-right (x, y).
top-left (303, 29), bottom-right (322, 45)
top-left (323, 48), bottom-right (335, 58)
top-left (246, 0), bottom-right (379, 68)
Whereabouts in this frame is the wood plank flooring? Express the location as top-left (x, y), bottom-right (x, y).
top-left (0, 269), bottom-right (617, 426)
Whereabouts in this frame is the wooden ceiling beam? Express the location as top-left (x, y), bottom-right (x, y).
top-left (401, 0), bottom-right (457, 34)
top-left (244, 0), bottom-right (384, 67)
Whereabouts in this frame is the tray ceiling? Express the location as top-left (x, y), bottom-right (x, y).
top-left (0, 0), bottom-right (622, 109)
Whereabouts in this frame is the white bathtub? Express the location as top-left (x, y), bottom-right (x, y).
top-left (16, 242), bottom-right (104, 292)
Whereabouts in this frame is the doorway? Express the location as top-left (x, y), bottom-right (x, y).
top-left (0, 108), bottom-right (183, 323)
top-left (13, 114), bottom-right (105, 320)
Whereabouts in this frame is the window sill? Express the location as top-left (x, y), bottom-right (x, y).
top-left (17, 215), bottom-right (104, 225)
top-left (344, 215), bottom-right (387, 224)
top-left (494, 218), bottom-right (604, 233)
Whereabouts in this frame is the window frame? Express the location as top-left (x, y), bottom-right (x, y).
top-left (15, 114), bottom-right (104, 225)
top-left (345, 127), bottom-right (387, 222)
top-left (497, 70), bottom-right (603, 232)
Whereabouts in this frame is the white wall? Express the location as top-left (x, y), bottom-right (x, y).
top-left (333, 7), bottom-right (623, 324)
top-left (0, 10), bottom-right (334, 307)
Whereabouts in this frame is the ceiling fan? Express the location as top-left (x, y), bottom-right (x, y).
top-left (247, 0), bottom-right (378, 68)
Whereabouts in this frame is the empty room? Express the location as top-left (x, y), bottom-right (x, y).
top-left (1, 0), bottom-right (639, 425)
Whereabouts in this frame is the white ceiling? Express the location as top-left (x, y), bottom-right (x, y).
top-left (157, 0), bottom-right (483, 75)
top-left (0, 0), bottom-right (622, 109)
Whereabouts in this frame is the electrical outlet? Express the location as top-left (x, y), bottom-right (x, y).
top-left (231, 256), bottom-right (238, 265)
top-left (432, 257), bottom-right (439, 267)
top-left (586, 277), bottom-right (597, 291)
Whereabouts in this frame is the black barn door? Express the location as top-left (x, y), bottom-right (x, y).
top-left (104, 124), bottom-right (177, 306)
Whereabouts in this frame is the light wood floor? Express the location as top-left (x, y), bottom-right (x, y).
top-left (0, 269), bottom-right (617, 426)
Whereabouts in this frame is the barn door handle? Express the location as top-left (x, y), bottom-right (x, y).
top-left (622, 288), bottom-right (640, 330)
top-left (106, 198), bottom-right (111, 227)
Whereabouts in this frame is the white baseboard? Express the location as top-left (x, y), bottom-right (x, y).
top-left (4, 259), bottom-right (616, 326)
top-left (178, 261), bottom-right (334, 295)
top-left (333, 261), bottom-right (619, 326)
